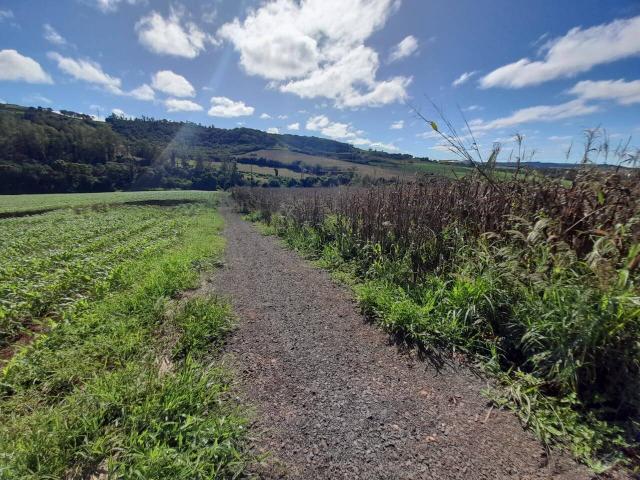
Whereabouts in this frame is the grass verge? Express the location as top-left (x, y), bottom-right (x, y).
top-left (0, 208), bottom-right (248, 479)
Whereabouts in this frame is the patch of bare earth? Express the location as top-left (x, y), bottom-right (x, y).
top-left (213, 206), bottom-right (592, 479)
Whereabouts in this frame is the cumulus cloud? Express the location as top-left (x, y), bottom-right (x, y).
top-left (279, 45), bottom-right (411, 108)
top-left (164, 98), bottom-right (203, 112)
top-left (260, 113), bottom-right (272, 119)
top-left (569, 79), bottom-right (640, 106)
top-left (480, 15), bottom-right (640, 88)
top-left (218, 0), bottom-right (410, 108)
top-left (266, 127), bottom-right (280, 134)
top-left (43, 24), bottom-right (68, 46)
top-left (128, 83), bottom-right (155, 101)
top-left (136, 8), bottom-right (214, 58)
top-left (452, 71), bottom-right (477, 87)
top-left (48, 52), bottom-right (121, 93)
top-left (390, 120), bottom-right (404, 129)
top-left (287, 122), bottom-right (300, 130)
top-left (112, 108), bottom-right (128, 117)
top-left (470, 100), bottom-right (598, 132)
top-left (151, 70), bottom-right (195, 97)
top-left (208, 96), bottom-right (254, 117)
top-left (0, 49), bottom-right (53, 84)
top-left (306, 114), bottom-right (398, 151)
top-left (389, 35), bottom-right (418, 62)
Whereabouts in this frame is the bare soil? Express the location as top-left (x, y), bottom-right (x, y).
top-left (213, 206), bottom-right (592, 479)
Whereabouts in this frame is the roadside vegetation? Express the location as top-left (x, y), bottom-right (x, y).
top-left (0, 191), bottom-right (248, 479)
top-left (233, 166), bottom-right (640, 472)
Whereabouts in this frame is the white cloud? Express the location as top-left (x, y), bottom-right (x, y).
top-left (280, 45), bottom-right (411, 108)
top-left (306, 114), bottom-right (398, 151)
top-left (0, 9), bottom-right (13, 21)
top-left (548, 135), bottom-right (573, 141)
top-left (91, 0), bottom-right (144, 13)
top-left (208, 96), bottom-right (254, 117)
top-left (128, 83), bottom-right (155, 101)
top-left (277, 114), bottom-right (288, 119)
top-left (218, 0), bottom-right (410, 108)
top-left (260, 113), bottom-right (272, 119)
top-left (266, 127), bottom-right (280, 134)
top-left (164, 98), bottom-right (203, 112)
top-left (390, 120), bottom-right (404, 129)
top-left (0, 50), bottom-right (53, 84)
top-left (452, 71), bottom-right (477, 87)
top-left (462, 104), bottom-right (482, 112)
top-left (49, 52), bottom-right (121, 93)
top-left (569, 79), bottom-right (640, 106)
top-left (287, 122), bottom-right (300, 130)
top-left (471, 100), bottom-right (598, 132)
top-left (151, 70), bottom-right (195, 97)
top-left (389, 35), bottom-right (418, 62)
top-left (136, 8), bottom-right (214, 58)
top-left (43, 24), bottom-right (68, 46)
top-left (202, 7), bottom-right (217, 24)
top-left (480, 15), bottom-right (640, 88)
top-left (112, 108), bottom-right (128, 117)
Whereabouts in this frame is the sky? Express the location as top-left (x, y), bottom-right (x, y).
top-left (1, 0), bottom-right (639, 163)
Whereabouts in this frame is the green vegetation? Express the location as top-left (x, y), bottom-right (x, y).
top-left (0, 103), bottom-right (430, 194)
top-left (234, 173), bottom-right (640, 472)
top-left (0, 191), bottom-right (248, 478)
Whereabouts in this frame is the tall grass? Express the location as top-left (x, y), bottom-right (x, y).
top-left (233, 170), bottom-right (640, 470)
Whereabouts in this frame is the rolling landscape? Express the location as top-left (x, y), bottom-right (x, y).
top-left (1, 0), bottom-right (640, 478)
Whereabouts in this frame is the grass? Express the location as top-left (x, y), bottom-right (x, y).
top-left (235, 178), bottom-right (640, 473)
top-left (0, 192), bottom-right (248, 479)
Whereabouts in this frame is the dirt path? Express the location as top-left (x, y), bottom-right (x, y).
top-left (214, 207), bottom-right (590, 479)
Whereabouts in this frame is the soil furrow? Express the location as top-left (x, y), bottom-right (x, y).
top-left (214, 206), bottom-right (590, 479)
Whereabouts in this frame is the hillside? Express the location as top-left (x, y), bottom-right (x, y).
top-left (0, 103), bottom-right (437, 194)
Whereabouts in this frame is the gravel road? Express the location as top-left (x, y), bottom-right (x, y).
top-left (214, 206), bottom-right (591, 479)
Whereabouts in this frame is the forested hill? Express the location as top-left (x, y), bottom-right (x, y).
top-left (0, 104), bottom-right (421, 194)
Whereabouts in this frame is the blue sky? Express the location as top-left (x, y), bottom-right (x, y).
top-left (1, 0), bottom-right (639, 162)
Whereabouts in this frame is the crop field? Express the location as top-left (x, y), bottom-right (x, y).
top-left (0, 192), bottom-right (211, 348)
top-left (0, 191), bottom-right (248, 478)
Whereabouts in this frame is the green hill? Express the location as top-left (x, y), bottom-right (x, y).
top-left (0, 103), bottom-right (437, 194)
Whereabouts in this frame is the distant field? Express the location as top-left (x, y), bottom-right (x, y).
top-left (400, 161), bottom-right (474, 178)
top-left (211, 159), bottom-right (300, 179)
top-left (241, 149), bottom-right (408, 179)
top-left (0, 190), bottom-right (214, 215)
